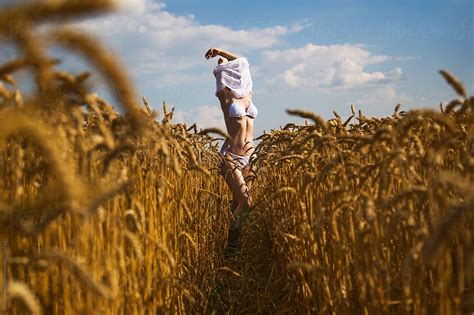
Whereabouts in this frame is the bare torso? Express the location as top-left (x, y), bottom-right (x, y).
top-left (217, 87), bottom-right (255, 156)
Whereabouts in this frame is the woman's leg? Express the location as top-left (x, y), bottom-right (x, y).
top-left (229, 163), bottom-right (254, 223)
top-left (242, 163), bottom-right (254, 205)
top-left (219, 156), bottom-right (251, 229)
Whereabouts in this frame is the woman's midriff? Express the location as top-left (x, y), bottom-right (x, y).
top-left (217, 88), bottom-right (255, 157)
top-left (223, 119), bottom-right (254, 156)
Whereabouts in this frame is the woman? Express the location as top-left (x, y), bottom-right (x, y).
top-left (205, 47), bottom-right (258, 252)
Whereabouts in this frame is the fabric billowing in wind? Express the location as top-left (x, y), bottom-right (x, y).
top-left (213, 57), bottom-right (253, 98)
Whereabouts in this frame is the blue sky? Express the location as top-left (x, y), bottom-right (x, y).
top-left (1, 0), bottom-right (472, 135)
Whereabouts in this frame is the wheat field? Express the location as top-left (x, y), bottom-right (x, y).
top-left (0, 1), bottom-right (472, 314)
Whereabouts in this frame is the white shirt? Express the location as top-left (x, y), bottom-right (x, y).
top-left (213, 57), bottom-right (253, 98)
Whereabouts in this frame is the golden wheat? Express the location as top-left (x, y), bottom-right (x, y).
top-left (0, 1), bottom-right (472, 314)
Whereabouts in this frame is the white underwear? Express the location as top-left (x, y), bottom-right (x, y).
top-left (219, 143), bottom-right (250, 170)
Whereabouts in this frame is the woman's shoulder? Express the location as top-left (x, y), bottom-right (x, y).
top-left (215, 56), bottom-right (249, 70)
top-left (237, 56), bottom-right (249, 66)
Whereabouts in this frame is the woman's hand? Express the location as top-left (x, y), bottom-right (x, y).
top-left (205, 47), bottom-right (220, 59)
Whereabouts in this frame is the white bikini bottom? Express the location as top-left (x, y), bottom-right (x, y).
top-left (219, 143), bottom-right (250, 170)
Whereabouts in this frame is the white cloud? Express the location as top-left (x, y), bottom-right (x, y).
top-left (32, 0), bottom-right (408, 128)
top-left (386, 67), bottom-right (402, 80)
top-left (69, 1), bottom-right (306, 77)
top-left (173, 105), bottom-right (226, 130)
top-left (356, 84), bottom-right (399, 109)
top-left (46, 0), bottom-right (308, 97)
top-left (115, 0), bottom-right (150, 15)
top-left (261, 43), bottom-right (402, 90)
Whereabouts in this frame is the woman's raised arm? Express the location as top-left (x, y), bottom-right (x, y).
top-left (205, 47), bottom-right (240, 61)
